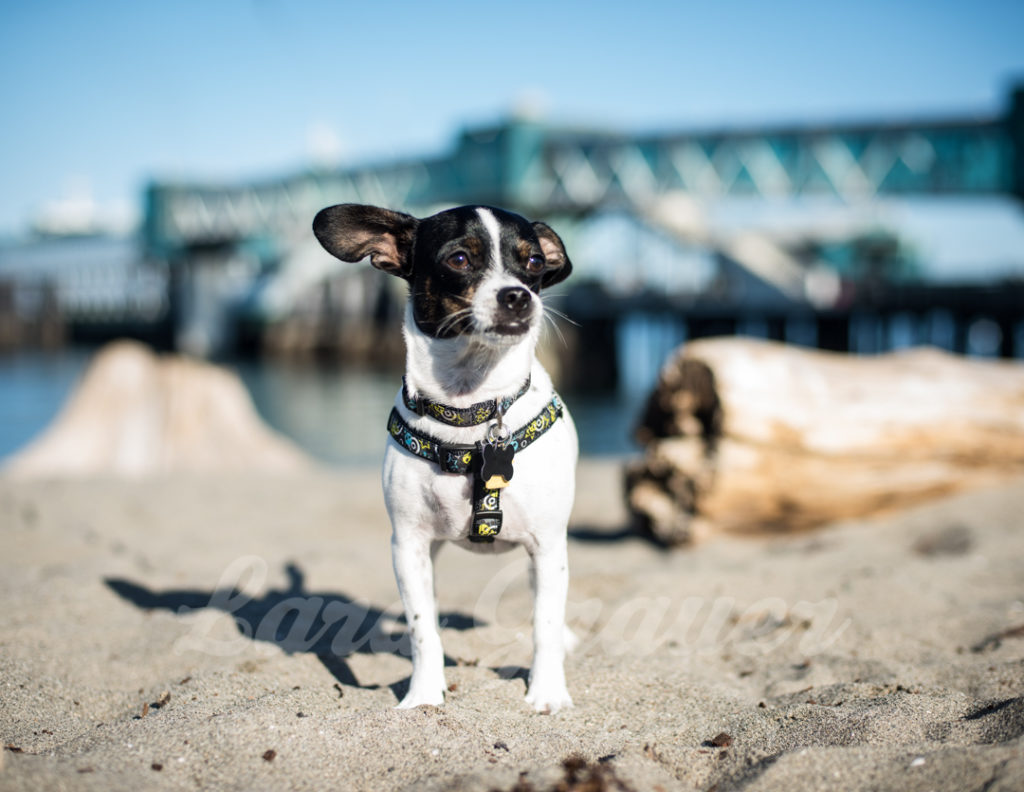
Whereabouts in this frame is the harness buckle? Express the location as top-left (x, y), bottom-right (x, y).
top-left (470, 510), bottom-right (503, 542)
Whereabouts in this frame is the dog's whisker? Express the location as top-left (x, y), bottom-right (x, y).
top-left (543, 304), bottom-right (580, 328)
top-left (406, 291), bottom-right (471, 337)
top-left (541, 310), bottom-right (569, 349)
top-left (436, 306), bottom-right (475, 336)
top-left (436, 315), bottom-right (463, 336)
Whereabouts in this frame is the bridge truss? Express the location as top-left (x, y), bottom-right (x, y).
top-left (145, 85), bottom-right (1023, 254)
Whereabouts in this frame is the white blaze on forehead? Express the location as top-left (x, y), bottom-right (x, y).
top-left (470, 206), bottom-right (537, 338)
top-left (476, 207), bottom-right (503, 271)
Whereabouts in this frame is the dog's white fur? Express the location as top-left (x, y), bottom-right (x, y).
top-left (385, 209), bottom-right (578, 712)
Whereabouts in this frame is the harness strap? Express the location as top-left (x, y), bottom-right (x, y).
top-left (470, 472), bottom-right (504, 541)
top-left (401, 376), bottom-right (532, 427)
top-left (386, 395), bottom-right (563, 473)
top-left (386, 395), bottom-right (564, 542)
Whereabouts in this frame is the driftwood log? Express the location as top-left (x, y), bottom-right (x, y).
top-left (4, 341), bottom-right (311, 478)
top-left (626, 338), bottom-right (1024, 544)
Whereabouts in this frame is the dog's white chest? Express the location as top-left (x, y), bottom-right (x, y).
top-left (381, 403), bottom-right (577, 552)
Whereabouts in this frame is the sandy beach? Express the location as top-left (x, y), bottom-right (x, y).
top-left (1, 459), bottom-right (1023, 791)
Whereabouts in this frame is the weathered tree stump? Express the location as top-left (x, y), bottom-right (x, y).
top-left (4, 341), bottom-right (312, 478)
top-left (626, 338), bottom-right (1024, 544)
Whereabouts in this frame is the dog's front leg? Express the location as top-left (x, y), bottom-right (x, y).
top-left (392, 532), bottom-right (446, 708)
top-left (525, 540), bottom-right (573, 713)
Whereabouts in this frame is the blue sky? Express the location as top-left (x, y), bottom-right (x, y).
top-left (1, 0), bottom-right (1023, 236)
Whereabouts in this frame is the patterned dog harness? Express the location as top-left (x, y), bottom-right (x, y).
top-left (387, 394), bottom-right (564, 542)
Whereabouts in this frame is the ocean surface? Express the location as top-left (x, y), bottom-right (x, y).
top-left (0, 348), bottom-right (644, 467)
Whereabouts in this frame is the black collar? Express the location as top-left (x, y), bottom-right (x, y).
top-left (401, 376), bottom-right (532, 427)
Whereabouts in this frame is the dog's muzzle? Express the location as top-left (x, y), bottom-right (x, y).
top-left (490, 286), bottom-right (534, 336)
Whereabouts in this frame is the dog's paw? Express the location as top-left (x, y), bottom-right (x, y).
top-left (525, 681), bottom-right (573, 714)
top-left (563, 625), bottom-right (581, 654)
top-left (395, 686), bottom-right (445, 709)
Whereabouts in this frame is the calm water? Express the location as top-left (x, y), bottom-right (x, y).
top-left (0, 348), bottom-right (642, 466)
top-left (0, 348), bottom-right (95, 464)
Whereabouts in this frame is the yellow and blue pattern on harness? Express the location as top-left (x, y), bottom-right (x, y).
top-left (475, 521), bottom-right (499, 537)
top-left (386, 395), bottom-right (562, 474)
top-left (402, 375), bottom-right (532, 428)
top-left (385, 395), bottom-right (564, 541)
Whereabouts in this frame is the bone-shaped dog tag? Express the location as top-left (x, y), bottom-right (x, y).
top-left (480, 442), bottom-right (514, 489)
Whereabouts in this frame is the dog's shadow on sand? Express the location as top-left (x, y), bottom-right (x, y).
top-left (105, 563), bottom-right (478, 701)
top-left (568, 524), bottom-right (637, 544)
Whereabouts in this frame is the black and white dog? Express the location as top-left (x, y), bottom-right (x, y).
top-left (313, 204), bottom-right (577, 712)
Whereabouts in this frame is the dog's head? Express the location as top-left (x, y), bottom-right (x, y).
top-left (312, 204), bottom-right (571, 345)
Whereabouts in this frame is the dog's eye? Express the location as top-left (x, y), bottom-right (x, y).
top-left (526, 255), bottom-right (545, 273)
top-left (445, 252), bottom-right (470, 271)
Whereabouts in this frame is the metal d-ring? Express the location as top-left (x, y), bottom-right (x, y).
top-left (486, 422), bottom-right (512, 446)
top-left (485, 404), bottom-right (512, 446)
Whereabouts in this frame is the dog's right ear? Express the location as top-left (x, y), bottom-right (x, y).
top-left (312, 204), bottom-right (418, 280)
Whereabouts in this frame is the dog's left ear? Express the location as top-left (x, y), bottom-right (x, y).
top-left (532, 221), bottom-right (573, 288)
top-left (313, 204), bottom-right (418, 280)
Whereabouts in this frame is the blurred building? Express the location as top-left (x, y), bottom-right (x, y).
top-left (0, 232), bottom-right (169, 349)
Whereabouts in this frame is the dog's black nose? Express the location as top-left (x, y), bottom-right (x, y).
top-left (497, 286), bottom-right (532, 317)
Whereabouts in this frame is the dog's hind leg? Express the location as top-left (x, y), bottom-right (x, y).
top-left (392, 531), bottom-right (446, 708)
top-left (524, 539), bottom-right (573, 713)
top-left (563, 624), bottom-right (580, 653)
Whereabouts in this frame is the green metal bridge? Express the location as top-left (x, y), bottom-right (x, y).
top-left (145, 84), bottom-right (1023, 255)
top-left (142, 85), bottom-right (1024, 361)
